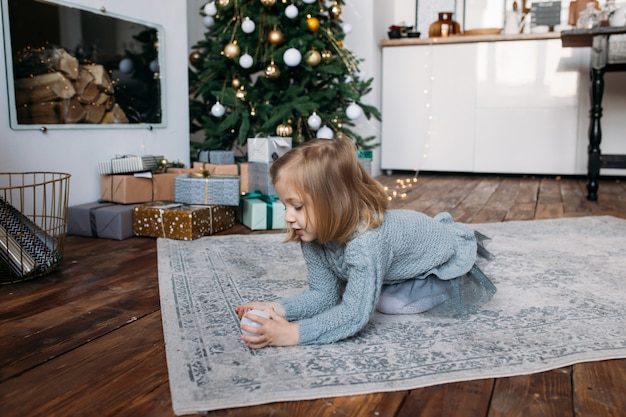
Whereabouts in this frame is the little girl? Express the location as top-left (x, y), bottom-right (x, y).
top-left (236, 138), bottom-right (496, 349)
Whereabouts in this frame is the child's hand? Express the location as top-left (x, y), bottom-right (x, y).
top-left (240, 307), bottom-right (299, 349)
top-left (235, 301), bottom-right (285, 319)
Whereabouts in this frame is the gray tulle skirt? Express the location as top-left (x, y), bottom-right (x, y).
top-left (377, 231), bottom-right (496, 317)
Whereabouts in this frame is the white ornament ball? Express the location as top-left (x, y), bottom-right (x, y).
top-left (302, 0), bottom-right (316, 3)
top-left (203, 2), bottom-right (217, 16)
top-left (149, 59), bottom-right (159, 72)
top-left (239, 53), bottom-right (253, 69)
top-left (307, 112), bottom-right (322, 130)
top-left (241, 17), bottom-right (256, 33)
top-left (211, 101), bottom-right (225, 117)
top-left (240, 309), bottom-right (269, 337)
top-left (118, 57), bottom-right (133, 73)
top-left (343, 23), bottom-right (353, 34)
top-left (283, 48), bottom-right (302, 67)
top-left (203, 15), bottom-right (215, 28)
top-left (316, 125), bottom-right (334, 139)
top-left (285, 4), bottom-right (299, 19)
top-left (346, 103), bottom-right (363, 120)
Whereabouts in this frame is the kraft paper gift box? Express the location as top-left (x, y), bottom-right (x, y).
top-left (239, 195), bottom-right (286, 231)
top-left (174, 175), bottom-right (240, 206)
top-left (98, 155), bottom-right (164, 175)
top-left (100, 173), bottom-right (177, 204)
top-left (248, 162), bottom-right (276, 196)
top-left (247, 136), bottom-right (292, 163)
top-left (67, 202), bottom-right (138, 240)
top-left (133, 202), bottom-right (235, 240)
top-left (191, 162), bottom-right (249, 193)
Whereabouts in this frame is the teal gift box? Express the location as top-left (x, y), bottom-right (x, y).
top-left (239, 193), bottom-right (286, 230)
top-left (175, 174), bottom-right (240, 206)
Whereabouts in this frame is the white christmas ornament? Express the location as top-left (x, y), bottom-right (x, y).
top-left (316, 125), bottom-right (334, 139)
top-left (240, 309), bottom-right (269, 337)
top-left (239, 53), bottom-right (253, 69)
top-left (343, 23), bottom-right (352, 34)
top-left (211, 101), bottom-right (225, 117)
top-left (241, 17), bottom-right (256, 33)
top-left (302, 0), bottom-right (316, 3)
top-left (203, 2), bottom-right (217, 16)
top-left (307, 112), bottom-right (322, 130)
top-left (345, 102), bottom-right (363, 120)
top-left (283, 48), bottom-right (302, 67)
top-left (285, 4), bottom-right (299, 19)
top-left (203, 16), bottom-right (215, 28)
top-left (118, 57), bottom-right (133, 73)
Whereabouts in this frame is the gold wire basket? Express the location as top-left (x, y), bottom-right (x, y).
top-left (0, 172), bottom-right (71, 284)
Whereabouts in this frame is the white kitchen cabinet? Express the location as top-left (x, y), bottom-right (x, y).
top-left (381, 37), bottom-right (595, 175)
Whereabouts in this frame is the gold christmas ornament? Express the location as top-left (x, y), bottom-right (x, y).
top-left (189, 50), bottom-right (202, 66)
top-left (330, 3), bottom-right (342, 18)
top-left (235, 87), bottom-right (247, 100)
top-left (231, 78), bottom-right (241, 88)
top-left (306, 16), bottom-right (320, 32)
top-left (223, 41), bottom-right (240, 59)
top-left (265, 62), bottom-right (281, 78)
top-left (268, 29), bottom-right (284, 45)
top-left (321, 49), bottom-right (333, 61)
top-left (304, 49), bottom-right (322, 66)
top-left (217, 0), bottom-right (230, 7)
top-left (250, 106), bottom-right (256, 116)
top-left (260, 0), bottom-right (276, 6)
top-left (276, 123), bottom-right (293, 137)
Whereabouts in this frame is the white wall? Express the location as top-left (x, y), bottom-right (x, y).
top-left (0, 0), bottom-right (190, 206)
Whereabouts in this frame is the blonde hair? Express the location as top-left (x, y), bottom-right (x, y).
top-left (270, 138), bottom-right (389, 244)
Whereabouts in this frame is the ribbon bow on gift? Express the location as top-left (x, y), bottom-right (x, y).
top-left (241, 191), bottom-right (281, 230)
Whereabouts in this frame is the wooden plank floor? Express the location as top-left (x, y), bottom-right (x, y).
top-left (1, 173), bottom-right (626, 417)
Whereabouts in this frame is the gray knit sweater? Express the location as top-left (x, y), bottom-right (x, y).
top-left (278, 210), bottom-right (478, 345)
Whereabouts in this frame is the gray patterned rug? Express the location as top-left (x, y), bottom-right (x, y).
top-left (157, 216), bottom-right (626, 415)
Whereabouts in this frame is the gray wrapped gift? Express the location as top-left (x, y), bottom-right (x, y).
top-left (247, 162), bottom-right (276, 196)
top-left (67, 202), bottom-right (113, 237)
top-left (175, 174), bottom-right (240, 206)
top-left (67, 201), bottom-right (137, 240)
top-left (196, 150), bottom-right (235, 164)
top-left (209, 150), bottom-right (235, 164)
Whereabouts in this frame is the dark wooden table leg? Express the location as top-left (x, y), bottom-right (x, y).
top-left (586, 66), bottom-right (605, 201)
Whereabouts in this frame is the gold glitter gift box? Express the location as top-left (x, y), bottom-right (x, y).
top-left (133, 202), bottom-right (235, 240)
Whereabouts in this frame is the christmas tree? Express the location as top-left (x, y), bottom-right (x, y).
top-left (188, 0), bottom-right (381, 156)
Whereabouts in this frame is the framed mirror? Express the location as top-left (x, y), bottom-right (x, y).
top-left (1, 0), bottom-right (166, 130)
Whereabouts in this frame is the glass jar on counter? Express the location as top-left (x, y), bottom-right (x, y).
top-left (429, 12), bottom-right (461, 38)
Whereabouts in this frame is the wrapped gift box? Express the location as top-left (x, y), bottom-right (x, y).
top-left (248, 162), bottom-right (276, 196)
top-left (210, 150), bottom-right (235, 164)
top-left (98, 155), bottom-right (164, 175)
top-left (191, 162), bottom-right (249, 193)
top-left (133, 202), bottom-right (235, 240)
top-left (357, 150), bottom-right (373, 175)
top-left (174, 175), bottom-right (240, 206)
top-left (197, 150), bottom-right (235, 164)
top-left (67, 202), bottom-right (137, 240)
top-left (100, 172), bottom-right (177, 204)
top-left (247, 136), bottom-right (292, 163)
top-left (239, 195), bottom-right (286, 230)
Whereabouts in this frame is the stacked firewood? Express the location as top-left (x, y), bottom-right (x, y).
top-left (14, 47), bottom-right (128, 124)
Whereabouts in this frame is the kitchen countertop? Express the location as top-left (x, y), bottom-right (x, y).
top-left (380, 32), bottom-right (561, 47)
